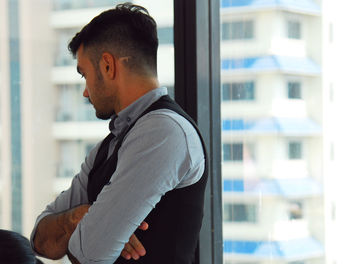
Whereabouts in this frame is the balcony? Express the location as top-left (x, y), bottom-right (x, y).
top-left (221, 55), bottom-right (321, 77)
top-left (221, 117), bottom-right (321, 136)
top-left (221, 0), bottom-right (321, 16)
top-left (224, 236), bottom-right (323, 262)
top-left (223, 177), bottom-right (322, 198)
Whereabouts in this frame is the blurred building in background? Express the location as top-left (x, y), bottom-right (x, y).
top-left (220, 0), bottom-right (350, 264)
top-left (1, 0), bottom-right (350, 264)
top-left (221, 1), bottom-right (324, 264)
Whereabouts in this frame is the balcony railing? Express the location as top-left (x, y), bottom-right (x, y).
top-left (56, 108), bottom-right (99, 122)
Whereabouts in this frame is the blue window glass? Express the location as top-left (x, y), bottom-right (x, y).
top-left (224, 203), bottom-right (257, 223)
top-left (288, 81), bottom-right (302, 99)
top-left (223, 143), bottom-right (243, 161)
top-left (222, 83), bottom-right (231, 100)
top-left (289, 141), bottom-right (302, 159)
top-left (222, 20), bottom-right (254, 40)
top-left (288, 20), bottom-right (301, 39)
top-left (222, 81), bottom-right (255, 101)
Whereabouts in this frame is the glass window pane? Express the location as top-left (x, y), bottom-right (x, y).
top-left (244, 21), bottom-right (254, 39)
top-left (289, 201), bottom-right (304, 220)
top-left (232, 143), bottom-right (243, 161)
top-left (222, 81), bottom-right (255, 101)
top-left (223, 143), bottom-right (244, 161)
top-left (288, 81), bottom-right (302, 99)
top-left (289, 141), bottom-right (302, 159)
top-left (231, 83), bottom-right (243, 100)
top-left (222, 20), bottom-right (254, 40)
top-left (288, 20), bottom-right (301, 39)
top-left (222, 83), bottom-right (231, 101)
top-left (222, 22), bottom-right (231, 40)
top-left (224, 203), bottom-right (257, 223)
top-left (223, 143), bottom-right (232, 161)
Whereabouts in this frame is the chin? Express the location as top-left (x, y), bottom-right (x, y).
top-left (96, 111), bottom-right (114, 120)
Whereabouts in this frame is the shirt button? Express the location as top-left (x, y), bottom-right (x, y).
top-left (127, 117), bottom-right (131, 122)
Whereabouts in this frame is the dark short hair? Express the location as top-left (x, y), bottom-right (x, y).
top-left (68, 2), bottom-right (158, 76)
top-left (0, 229), bottom-right (43, 264)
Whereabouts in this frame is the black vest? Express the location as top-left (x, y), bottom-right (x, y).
top-left (87, 95), bottom-right (208, 264)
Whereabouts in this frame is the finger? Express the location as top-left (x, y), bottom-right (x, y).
top-left (138, 221), bottom-right (149, 230)
top-left (120, 249), bottom-right (131, 260)
top-left (129, 234), bottom-right (146, 256)
top-left (123, 242), bottom-right (140, 260)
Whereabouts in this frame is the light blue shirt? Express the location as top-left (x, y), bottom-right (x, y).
top-left (31, 87), bottom-right (205, 264)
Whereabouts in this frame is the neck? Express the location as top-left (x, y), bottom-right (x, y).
top-left (114, 74), bottom-right (159, 114)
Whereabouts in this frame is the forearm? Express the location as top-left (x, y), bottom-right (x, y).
top-left (33, 205), bottom-right (90, 260)
top-left (33, 213), bottom-right (72, 259)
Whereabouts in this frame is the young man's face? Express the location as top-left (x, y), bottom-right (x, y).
top-left (76, 45), bottom-right (115, 120)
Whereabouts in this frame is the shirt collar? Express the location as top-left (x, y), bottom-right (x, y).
top-left (108, 87), bottom-right (168, 137)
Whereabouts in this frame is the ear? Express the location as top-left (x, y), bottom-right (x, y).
top-left (100, 52), bottom-right (116, 79)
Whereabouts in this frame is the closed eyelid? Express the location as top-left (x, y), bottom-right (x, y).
top-left (77, 67), bottom-right (85, 78)
top-left (77, 66), bottom-right (83, 75)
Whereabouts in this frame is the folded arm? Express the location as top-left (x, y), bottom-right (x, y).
top-left (33, 204), bottom-right (147, 261)
top-left (33, 204), bottom-right (90, 259)
top-left (31, 140), bottom-right (148, 262)
top-left (67, 113), bottom-right (198, 263)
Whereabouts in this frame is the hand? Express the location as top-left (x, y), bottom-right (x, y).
top-left (120, 221), bottom-right (148, 260)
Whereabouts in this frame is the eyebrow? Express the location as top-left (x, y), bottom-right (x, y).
top-left (77, 66), bottom-right (82, 75)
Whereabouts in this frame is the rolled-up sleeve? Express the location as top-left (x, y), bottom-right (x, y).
top-left (68, 113), bottom-right (204, 263)
top-left (30, 141), bottom-right (102, 253)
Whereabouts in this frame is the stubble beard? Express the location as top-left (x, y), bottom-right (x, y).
top-left (96, 109), bottom-right (114, 120)
top-left (93, 71), bottom-right (115, 120)
top-left (94, 94), bottom-right (115, 120)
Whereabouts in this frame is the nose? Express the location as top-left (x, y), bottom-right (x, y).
top-left (83, 87), bottom-right (89, 98)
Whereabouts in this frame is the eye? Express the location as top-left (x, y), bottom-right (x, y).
top-left (80, 73), bottom-right (85, 79)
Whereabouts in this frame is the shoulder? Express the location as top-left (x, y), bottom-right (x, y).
top-left (140, 109), bottom-right (198, 137)
top-left (120, 109), bottom-right (205, 187)
top-left (134, 108), bottom-right (204, 166)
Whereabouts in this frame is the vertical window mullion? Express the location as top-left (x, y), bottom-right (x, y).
top-left (174, 0), bottom-right (222, 263)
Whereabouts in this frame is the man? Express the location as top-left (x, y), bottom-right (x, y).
top-left (31, 3), bottom-right (207, 264)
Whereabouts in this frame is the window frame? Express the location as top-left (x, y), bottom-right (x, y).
top-left (174, 0), bottom-right (222, 263)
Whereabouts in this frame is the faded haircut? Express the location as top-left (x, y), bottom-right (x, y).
top-left (68, 2), bottom-right (158, 77)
